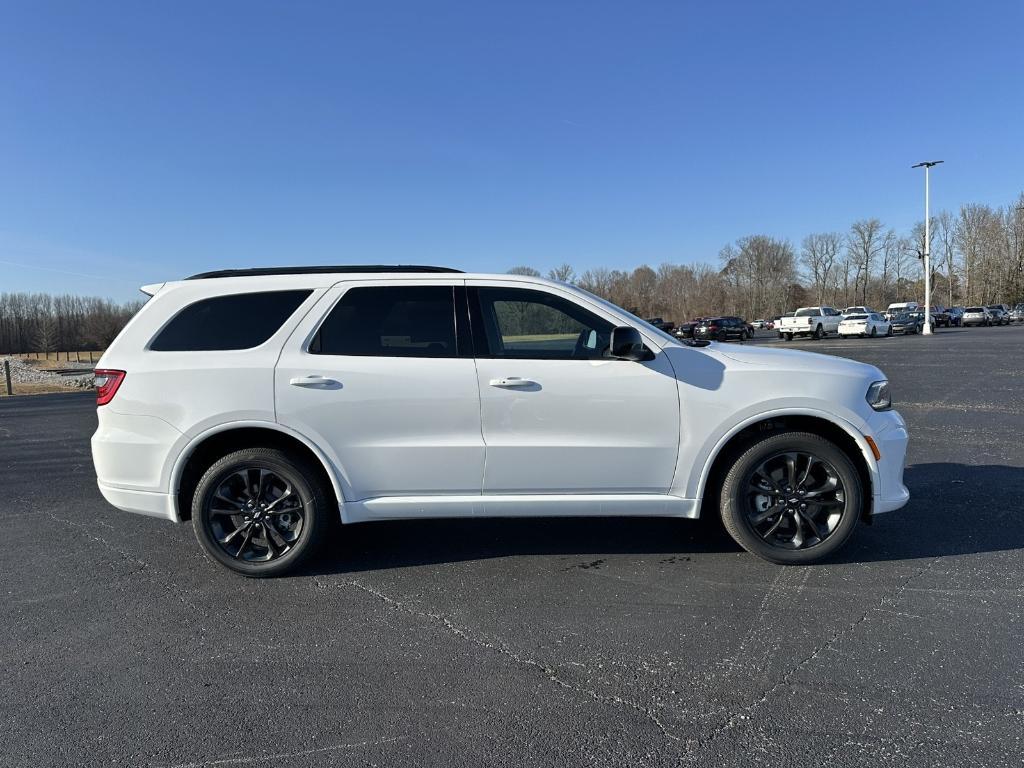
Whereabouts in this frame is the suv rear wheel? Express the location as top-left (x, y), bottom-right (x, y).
top-left (192, 447), bottom-right (330, 577)
top-left (719, 431), bottom-right (862, 564)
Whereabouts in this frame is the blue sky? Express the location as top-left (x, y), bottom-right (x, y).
top-left (2, 1), bottom-right (1022, 301)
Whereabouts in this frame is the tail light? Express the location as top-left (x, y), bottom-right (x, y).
top-left (807, 318), bottom-right (813, 325)
top-left (94, 369), bottom-right (126, 406)
top-left (708, 324), bottom-right (718, 331)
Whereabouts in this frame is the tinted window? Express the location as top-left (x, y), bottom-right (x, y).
top-left (311, 285), bottom-right (457, 357)
top-left (474, 287), bottom-right (614, 359)
top-left (150, 290), bottom-right (311, 351)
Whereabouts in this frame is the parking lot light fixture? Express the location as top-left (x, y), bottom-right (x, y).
top-left (912, 160), bottom-right (944, 335)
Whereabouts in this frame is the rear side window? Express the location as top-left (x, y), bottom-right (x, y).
top-left (310, 285), bottom-right (458, 357)
top-left (150, 290), bottom-right (312, 351)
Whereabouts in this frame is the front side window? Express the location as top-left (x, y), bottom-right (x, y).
top-left (150, 290), bottom-right (312, 351)
top-left (473, 287), bottom-right (614, 359)
top-left (310, 285), bottom-right (458, 357)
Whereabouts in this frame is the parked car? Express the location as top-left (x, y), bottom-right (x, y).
top-left (842, 306), bottom-right (874, 317)
top-left (986, 306), bottom-right (1010, 325)
top-left (752, 319), bottom-right (767, 329)
top-left (884, 301), bottom-right (919, 321)
top-left (645, 317), bottom-right (675, 334)
top-left (694, 316), bottom-right (752, 342)
top-left (962, 307), bottom-right (992, 327)
top-left (674, 318), bottom-right (703, 339)
top-left (908, 311), bottom-right (936, 333)
top-left (838, 313), bottom-right (892, 338)
top-left (778, 306), bottom-right (843, 341)
top-left (90, 265), bottom-right (909, 575)
top-left (890, 312), bottom-right (924, 335)
top-left (1010, 304), bottom-right (1024, 323)
top-left (926, 306), bottom-right (952, 328)
top-left (946, 306), bottom-right (964, 326)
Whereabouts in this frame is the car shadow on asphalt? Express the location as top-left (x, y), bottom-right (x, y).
top-left (304, 463), bottom-right (1024, 574)
top-left (833, 463), bottom-right (1024, 564)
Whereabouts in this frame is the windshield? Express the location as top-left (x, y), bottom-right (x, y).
top-left (894, 313), bottom-right (911, 321)
top-left (844, 315), bottom-right (867, 320)
top-left (965, 307), bottom-right (984, 312)
top-left (794, 308), bottom-right (819, 317)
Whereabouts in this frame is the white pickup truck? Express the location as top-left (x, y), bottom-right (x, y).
top-left (778, 306), bottom-right (844, 340)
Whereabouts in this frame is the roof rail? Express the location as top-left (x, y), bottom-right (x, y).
top-left (186, 265), bottom-right (463, 280)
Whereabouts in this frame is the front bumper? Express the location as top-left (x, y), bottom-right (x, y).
top-left (867, 409), bottom-right (910, 514)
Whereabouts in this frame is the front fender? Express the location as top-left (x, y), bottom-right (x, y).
top-left (678, 405), bottom-right (880, 510)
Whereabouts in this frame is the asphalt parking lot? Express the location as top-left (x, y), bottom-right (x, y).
top-left (2, 326), bottom-right (1022, 767)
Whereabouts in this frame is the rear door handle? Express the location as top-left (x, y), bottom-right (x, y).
top-left (289, 375), bottom-right (339, 388)
top-left (489, 377), bottom-right (535, 388)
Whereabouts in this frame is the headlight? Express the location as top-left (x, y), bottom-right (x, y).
top-left (866, 380), bottom-right (891, 411)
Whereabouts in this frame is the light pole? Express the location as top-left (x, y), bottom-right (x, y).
top-left (912, 160), bottom-right (943, 335)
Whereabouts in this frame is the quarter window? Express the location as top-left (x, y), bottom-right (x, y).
top-left (473, 287), bottom-right (614, 359)
top-left (310, 285), bottom-right (458, 357)
top-left (150, 290), bottom-right (312, 351)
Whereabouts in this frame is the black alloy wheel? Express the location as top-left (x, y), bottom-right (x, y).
top-left (813, 325), bottom-right (824, 340)
top-left (192, 447), bottom-right (330, 577)
top-left (719, 431), bottom-right (862, 564)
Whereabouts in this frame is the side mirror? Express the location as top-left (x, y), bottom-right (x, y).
top-left (609, 326), bottom-right (651, 361)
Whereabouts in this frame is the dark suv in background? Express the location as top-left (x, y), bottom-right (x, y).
top-left (694, 316), bottom-right (752, 342)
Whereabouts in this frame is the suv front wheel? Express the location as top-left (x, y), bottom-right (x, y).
top-left (192, 447), bottom-right (330, 577)
top-left (719, 431), bottom-right (862, 564)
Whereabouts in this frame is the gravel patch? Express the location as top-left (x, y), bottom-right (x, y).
top-left (1, 356), bottom-right (94, 389)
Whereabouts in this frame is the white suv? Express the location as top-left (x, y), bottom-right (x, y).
top-left (91, 266), bottom-right (910, 576)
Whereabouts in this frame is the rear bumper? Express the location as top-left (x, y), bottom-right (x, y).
top-left (97, 480), bottom-right (178, 522)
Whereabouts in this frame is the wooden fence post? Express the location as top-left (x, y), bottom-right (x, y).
top-left (3, 360), bottom-right (12, 396)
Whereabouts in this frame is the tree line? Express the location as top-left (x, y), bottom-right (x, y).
top-left (0, 292), bottom-right (144, 354)
top-left (515, 191), bottom-right (1024, 322)
top-left (1, 190), bottom-right (1021, 352)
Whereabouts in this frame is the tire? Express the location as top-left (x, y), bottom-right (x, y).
top-left (719, 431), bottom-right (863, 564)
top-left (812, 325), bottom-right (824, 340)
top-left (784, 333), bottom-right (793, 341)
top-left (192, 447), bottom-right (331, 577)
top-left (870, 327), bottom-right (877, 337)
top-left (717, 330), bottom-right (727, 342)
top-left (887, 325), bottom-right (893, 337)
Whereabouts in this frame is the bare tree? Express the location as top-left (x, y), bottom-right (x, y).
top-left (547, 263), bottom-right (576, 283)
top-left (507, 266), bottom-right (541, 276)
top-left (800, 232), bottom-right (841, 304)
top-left (847, 219), bottom-right (885, 305)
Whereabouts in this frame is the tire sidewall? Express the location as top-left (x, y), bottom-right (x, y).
top-left (192, 448), bottom-right (328, 577)
top-left (719, 432), bottom-right (862, 564)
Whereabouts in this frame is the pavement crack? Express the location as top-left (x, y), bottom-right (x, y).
top-left (45, 512), bottom-right (149, 572)
top-left (693, 556), bottom-right (942, 752)
top-left (163, 735), bottom-right (406, 767)
top-left (327, 577), bottom-right (681, 743)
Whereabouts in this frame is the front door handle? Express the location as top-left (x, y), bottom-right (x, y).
top-left (489, 377), bottom-right (535, 388)
top-left (289, 375), bottom-right (339, 388)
